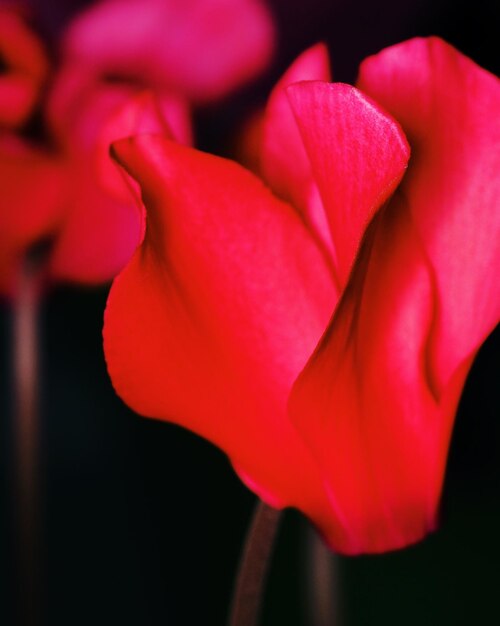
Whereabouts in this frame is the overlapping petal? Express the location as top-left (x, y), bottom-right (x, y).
top-left (289, 38), bottom-right (500, 553)
top-left (260, 44), bottom-right (332, 254)
top-left (104, 135), bottom-right (337, 520)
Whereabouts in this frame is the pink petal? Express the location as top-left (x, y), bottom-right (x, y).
top-left (47, 69), bottom-right (190, 284)
top-left (260, 44), bottom-right (334, 257)
top-left (0, 135), bottom-right (65, 294)
top-left (48, 159), bottom-right (143, 285)
top-left (95, 90), bottom-right (192, 200)
top-left (0, 8), bottom-right (48, 128)
top-left (64, 0), bottom-right (275, 102)
top-left (357, 36), bottom-right (500, 392)
top-left (287, 81), bottom-right (410, 289)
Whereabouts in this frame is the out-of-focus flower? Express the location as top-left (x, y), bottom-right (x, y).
top-left (45, 75), bottom-right (189, 284)
top-left (2, 0), bottom-right (272, 292)
top-left (61, 0), bottom-right (275, 102)
top-left (0, 6), bottom-right (48, 128)
top-left (103, 38), bottom-right (500, 554)
top-left (0, 7), bottom-right (180, 293)
top-left (0, 7), bottom-right (65, 293)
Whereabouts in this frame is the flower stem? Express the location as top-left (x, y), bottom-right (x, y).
top-left (306, 526), bottom-right (339, 626)
top-left (13, 258), bottom-right (41, 626)
top-left (228, 500), bottom-right (282, 626)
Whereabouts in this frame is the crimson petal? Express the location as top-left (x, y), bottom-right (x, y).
top-left (104, 135), bottom-right (337, 521)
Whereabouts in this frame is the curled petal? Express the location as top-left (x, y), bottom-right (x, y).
top-left (96, 90), bottom-right (191, 200)
top-left (47, 73), bottom-right (190, 284)
top-left (47, 159), bottom-right (142, 285)
top-left (104, 135), bottom-right (337, 523)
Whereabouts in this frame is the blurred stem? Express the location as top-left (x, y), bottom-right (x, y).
top-left (13, 257), bottom-right (42, 626)
top-left (228, 500), bottom-right (282, 626)
top-left (306, 526), bottom-right (339, 626)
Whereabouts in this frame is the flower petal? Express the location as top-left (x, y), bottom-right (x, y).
top-left (104, 135), bottom-right (337, 520)
top-left (0, 8), bottom-right (48, 127)
top-left (64, 0), bottom-right (275, 101)
top-left (287, 81), bottom-right (410, 289)
top-left (48, 159), bottom-right (142, 285)
top-left (0, 135), bottom-right (65, 294)
top-left (260, 44), bottom-right (333, 255)
top-left (95, 90), bottom-right (191, 200)
top-left (289, 39), bottom-right (500, 553)
top-left (47, 74), bottom-right (189, 284)
top-left (357, 36), bottom-right (500, 392)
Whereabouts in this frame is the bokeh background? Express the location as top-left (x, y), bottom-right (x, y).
top-left (1, 0), bottom-right (499, 624)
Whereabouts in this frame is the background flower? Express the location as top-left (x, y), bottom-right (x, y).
top-left (0, 0), bottom-right (274, 292)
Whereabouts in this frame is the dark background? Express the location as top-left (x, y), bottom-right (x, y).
top-left (1, 0), bottom-right (499, 624)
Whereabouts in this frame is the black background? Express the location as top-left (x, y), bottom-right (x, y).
top-left (1, 0), bottom-right (499, 624)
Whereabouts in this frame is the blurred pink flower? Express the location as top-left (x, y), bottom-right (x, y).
top-left (61, 0), bottom-right (275, 102)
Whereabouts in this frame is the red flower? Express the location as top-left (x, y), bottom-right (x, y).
top-left (103, 38), bottom-right (498, 553)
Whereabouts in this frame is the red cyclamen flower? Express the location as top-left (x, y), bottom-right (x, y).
top-left (103, 39), bottom-right (500, 554)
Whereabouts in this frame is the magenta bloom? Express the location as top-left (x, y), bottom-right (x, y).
top-left (1, 0), bottom-right (274, 292)
top-left (100, 38), bottom-right (498, 553)
top-left (60, 0), bottom-right (275, 102)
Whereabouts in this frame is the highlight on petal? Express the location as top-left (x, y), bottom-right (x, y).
top-left (260, 44), bottom-right (333, 255)
top-left (287, 81), bottom-right (410, 289)
top-left (0, 135), bottom-right (65, 294)
top-left (289, 38), bottom-right (500, 554)
top-left (104, 135), bottom-right (338, 525)
top-left (0, 7), bottom-right (48, 127)
top-left (357, 36), bottom-right (500, 392)
top-left (63, 0), bottom-right (275, 101)
top-left (96, 90), bottom-right (191, 200)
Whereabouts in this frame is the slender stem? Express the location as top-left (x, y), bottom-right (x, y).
top-left (13, 259), bottom-right (41, 626)
top-left (306, 526), bottom-right (339, 626)
top-left (228, 501), bottom-right (282, 626)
